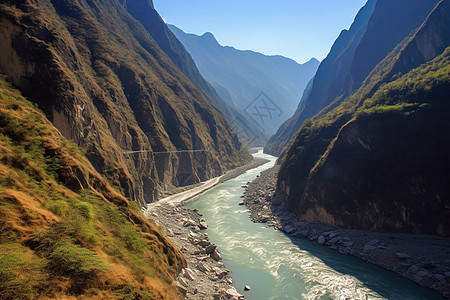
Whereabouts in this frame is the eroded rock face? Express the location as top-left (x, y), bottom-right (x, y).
top-left (0, 0), bottom-right (242, 206)
top-left (276, 1), bottom-right (450, 236)
top-left (266, 0), bottom-right (441, 157)
top-left (288, 111), bottom-right (450, 235)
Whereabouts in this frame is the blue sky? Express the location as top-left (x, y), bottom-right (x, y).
top-left (153, 0), bottom-right (368, 64)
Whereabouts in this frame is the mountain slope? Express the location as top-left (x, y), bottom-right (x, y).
top-left (169, 25), bottom-right (320, 136)
top-left (0, 76), bottom-right (184, 298)
top-left (266, 0), bottom-right (441, 156)
top-left (276, 0), bottom-right (450, 236)
top-left (120, 1), bottom-right (267, 146)
top-left (0, 0), bottom-right (243, 207)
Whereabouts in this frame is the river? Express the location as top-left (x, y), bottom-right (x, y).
top-left (185, 151), bottom-right (443, 300)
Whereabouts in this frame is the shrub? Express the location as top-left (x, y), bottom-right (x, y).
top-left (47, 242), bottom-right (108, 278)
top-left (48, 200), bottom-right (69, 216)
top-left (46, 241), bottom-right (108, 293)
top-left (74, 201), bottom-right (94, 221)
top-left (115, 284), bottom-right (154, 300)
top-left (0, 247), bottom-right (45, 300)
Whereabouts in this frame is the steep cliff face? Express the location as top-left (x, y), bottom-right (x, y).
top-left (0, 0), bottom-right (242, 206)
top-left (276, 0), bottom-right (450, 236)
top-left (266, 0), bottom-right (441, 156)
top-left (120, 2), bottom-right (266, 146)
top-left (0, 76), bottom-right (184, 298)
top-left (169, 25), bottom-right (320, 137)
top-left (265, 0), bottom-right (377, 155)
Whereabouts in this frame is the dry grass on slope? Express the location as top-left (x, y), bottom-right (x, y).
top-left (0, 76), bottom-right (185, 299)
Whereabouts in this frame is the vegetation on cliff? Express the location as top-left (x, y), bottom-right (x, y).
top-left (266, 0), bottom-right (441, 156)
top-left (0, 76), bottom-right (185, 299)
top-left (276, 0), bottom-right (450, 236)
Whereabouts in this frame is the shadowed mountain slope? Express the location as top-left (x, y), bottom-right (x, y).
top-left (276, 0), bottom-right (450, 237)
top-left (121, 0), bottom-right (267, 146)
top-left (266, 0), bottom-right (441, 156)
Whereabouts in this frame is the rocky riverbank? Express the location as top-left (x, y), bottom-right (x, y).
top-left (145, 203), bottom-right (243, 299)
top-left (243, 166), bottom-right (450, 298)
top-left (143, 158), bottom-right (270, 299)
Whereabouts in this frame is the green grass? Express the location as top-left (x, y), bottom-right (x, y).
top-left (0, 244), bottom-right (46, 300)
top-left (0, 75), bottom-right (183, 298)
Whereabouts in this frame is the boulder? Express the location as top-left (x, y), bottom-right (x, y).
top-left (225, 287), bottom-right (244, 299)
top-left (244, 285), bottom-right (251, 291)
top-left (318, 235), bottom-right (326, 245)
top-left (260, 215), bottom-right (271, 222)
top-left (395, 252), bottom-right (411, 260)
top-left (178, 277), bottom-right (189, 287)
top-left (189, 231), bottom-right (200, 238)
top-left (342, 241), bottom-right (354, 247)
top-left (413, 270), bottom-right (429, 282)
top-left (206, 244), bottom-right (217, 254)
top-left (211, 248), bottom-right (222, 261)
top-left (175, 282), bottom-right (188, 296)
top-left (284, 225), bottom-right (295, 234)
top-left (197, 261), bottom-right (210, 273)
top-left (327, 237), bottom-right (341, 245)
top-left (212, 267), bottom-right (228, 277)
top-left (183, 219), bottom-right (198, 227)
top-left (198, 240), bottom-right (211, 247)
top-left (182, 268), bottom-right (196, 281)
top-left (199, 221), bottom-right (208, 230)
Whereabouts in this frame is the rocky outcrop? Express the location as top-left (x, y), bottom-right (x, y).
top-left (0, 0), bottom-right (243, 207)
top-left (276, 0), bottom-right (450, 236)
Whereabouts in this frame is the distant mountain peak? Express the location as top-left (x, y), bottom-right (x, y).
top-left (170, 24), bottom-right (319, 136)
top-left (201, 31), bottom-right (215, 39)
top-left (200, 31), bottom-right (219, 45)
top-left (306, 57), bottom-right (320, 64)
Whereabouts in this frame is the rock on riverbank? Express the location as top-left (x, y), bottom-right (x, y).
top-left (243, 166), bottom-right (450, 298)
top-left (146, 202), bottom-right (243, 300)
top-left (143, 157), bottom-right (270, 299)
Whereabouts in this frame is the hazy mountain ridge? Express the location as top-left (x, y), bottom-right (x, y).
top-left (168, 24), bottom-right (319, 137)
top-left (275, 0), bottom-right (450, 236)
top-left (119, 1), bottom-right (268, 146)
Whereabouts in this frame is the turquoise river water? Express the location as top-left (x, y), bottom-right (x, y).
top-left (185, 151), bottom-right (443, 300)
